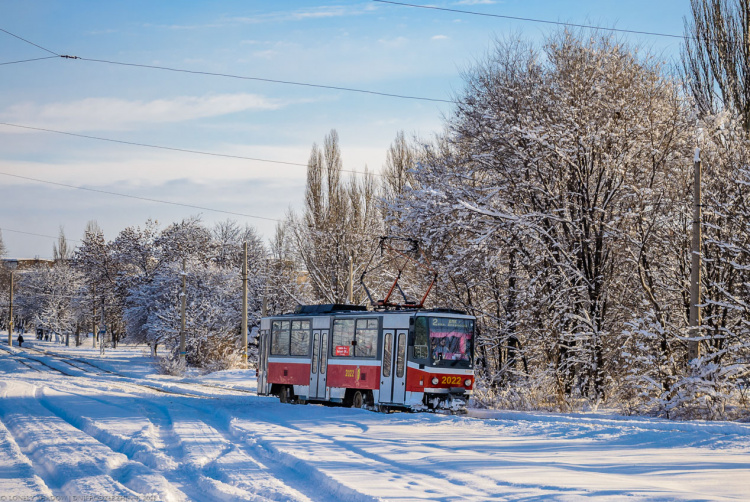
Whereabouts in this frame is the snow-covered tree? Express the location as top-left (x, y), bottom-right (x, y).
top-left (393, 31), bottom-right (694, 410)
top-left (15, 262), bottom-right (86, 343)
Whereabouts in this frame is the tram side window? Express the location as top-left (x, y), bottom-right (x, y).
top-left (271, 320), bottom-right (311, 356)
top-left (355, 319), bottom-right (378, 357)
top-left (290, 320), bottom-right (311, 356)
top-left (271, 321), bottom-right (290, 356)
top-left (414, 317), bottom-right (429, 360)
top-left (332, 319), bottom-right (355, 357)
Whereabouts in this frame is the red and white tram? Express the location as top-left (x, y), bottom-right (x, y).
top-left (257, 304), bottom-right (476, 411)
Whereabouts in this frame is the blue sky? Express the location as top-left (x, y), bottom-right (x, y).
top-left (1, 1), bottom-right (691, 258)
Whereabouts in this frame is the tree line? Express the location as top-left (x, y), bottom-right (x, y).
top-left (2, 1), bottom-right (750, 419)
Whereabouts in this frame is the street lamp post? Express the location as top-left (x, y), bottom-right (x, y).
top-left (6, 260), bottom-right (18, 347)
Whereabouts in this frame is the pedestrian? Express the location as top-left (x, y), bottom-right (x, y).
top-left (17, 334), bottom-right (24, 347)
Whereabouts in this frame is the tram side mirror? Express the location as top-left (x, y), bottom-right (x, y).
top-left (351, 340), bottom-right (358, 347)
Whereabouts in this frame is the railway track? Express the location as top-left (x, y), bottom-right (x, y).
top-left (1, 343), bottom-right (256, 398)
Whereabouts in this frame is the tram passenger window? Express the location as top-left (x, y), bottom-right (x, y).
top-left (396, 333), bottom-right (406, 378)
top-left (271, 321), bottom-right (290, 356)
top-left (355, 319), bottom-right (378, 357)
top-left (383, 332), bottom-right (392, 377)
top-left (311, 332), bottom-right (319, 374)
top-left (290, 320), bottom-right (311, 356)
top-left (320, 335), bottom-right (328, 373)
top-left (332, 319), bottom-right (355, 357)
top-left (414, 317), bottom-right (429, 360)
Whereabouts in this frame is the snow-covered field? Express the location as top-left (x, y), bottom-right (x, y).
top-left (1, 337), bottom-right (748, 501)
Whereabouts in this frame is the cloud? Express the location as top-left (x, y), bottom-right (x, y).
top-left (455, 0), bottom-right (498, 5)
top-left (0, 94), bottom-right (284, 132)
top-left (378, 36), bottom-right (410, 48)
top-left (224, 4), bottom-right (375, 26)
top-left (431, 35), bottom-right (449, 40)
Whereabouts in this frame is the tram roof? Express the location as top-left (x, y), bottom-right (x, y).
top-left (264, 304), bottom-right (469, 318)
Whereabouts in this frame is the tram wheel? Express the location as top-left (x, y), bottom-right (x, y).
top-left (278, 386), bottom-right (291, 404)
top-left (351, 390), bottom-right (364, 409)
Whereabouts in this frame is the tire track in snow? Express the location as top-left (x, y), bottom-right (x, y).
top-left (0, 380), bottom-right (147, 500)
top-left (140, 396), bottom-right (316, 502)
top-left (213, 407), bottom-right (414, 502)
top-left (0, 408), bottom-right (55, 499)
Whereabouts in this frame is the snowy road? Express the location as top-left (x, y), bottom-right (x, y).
top-left (1, 340), bottom-right (748, 501)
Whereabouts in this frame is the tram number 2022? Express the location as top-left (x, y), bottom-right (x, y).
top-left (441, 376), bottom-right (463, 385)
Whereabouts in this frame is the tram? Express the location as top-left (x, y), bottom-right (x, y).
top-left (257, 304), bottom-right (476, 411)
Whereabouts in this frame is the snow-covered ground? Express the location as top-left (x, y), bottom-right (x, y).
top-left (1, 336), bottom-right (748, 501)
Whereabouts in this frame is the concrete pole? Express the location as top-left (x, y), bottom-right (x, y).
top-left (241, 242), bottom-right (248, 367)
top-left (688, 148), bottom-right (702, 362)
top-left (348, 255), bottom-right (353, 304)
top-left (92, 285), bottom-right (97, 348)
top-left (100, 297), bottom-right (105, 355)
top-left (261, 259), bottom-right (268, 318)
top-left (179, 258), bottom-right (187, 365)
top-left (8, 271), bottom-right (14, 347)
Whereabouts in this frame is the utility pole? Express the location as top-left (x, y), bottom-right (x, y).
top-left (261, 258), bottom-right (268, 318)
top-left (99, 297), bottom-right (105, 355)
top-left (179, 258), bottom-right (187, 365)
top-left (92, 285), bottom-right (97, 348)
top-left (241, 242), bottom-right (248, 368)
top-left (689, 148), bottom-right (702, 362)
top-left (348, 255), bottom-right (354, 304)
top-left (8, 266), bottom-right (15, 347)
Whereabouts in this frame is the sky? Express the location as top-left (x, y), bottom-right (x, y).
top-left (1, 1), bottom-right (692, 259)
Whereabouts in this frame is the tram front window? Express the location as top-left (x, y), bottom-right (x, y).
top-left (422, 317), bottom-right (474, 367)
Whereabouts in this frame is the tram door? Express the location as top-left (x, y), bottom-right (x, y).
top-left (380, 329), bottom-right (407, 403)
top-left (258, 330), bottom-right (269, 395)
top-left (309, 330), bottom-right (329, 399)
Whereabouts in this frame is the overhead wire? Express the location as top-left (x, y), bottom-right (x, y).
top-left (0, 122), bottom-right (308, 168)
top-left (68, 57), bottom-right (456, 104)
top-left (0, 27), bottom-right (59, 55)
top-left (0, 227), bottom-right (80, 243)
top-left (0, 121), bottom-right (385, 181)
top-left (0, 171), bottom-right (283, 223)
top-left (0, 122), bottom-right (386, 178)
top-left (0, 55), bottom-right (59, 66)
top-left (372, 0), bottom-right (686, 40)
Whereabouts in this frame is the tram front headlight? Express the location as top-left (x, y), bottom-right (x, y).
top-left (464, 379), bottom-right (472, 387)
top-left (431, 377), bottom-right (439, 385)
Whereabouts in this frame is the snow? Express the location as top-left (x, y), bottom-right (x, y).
top-left (1, 336), bottom-right (749, 501)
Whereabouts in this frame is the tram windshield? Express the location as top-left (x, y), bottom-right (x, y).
top-left (416, 316), bottom-right (474, 367)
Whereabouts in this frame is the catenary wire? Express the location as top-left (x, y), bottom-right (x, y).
top-left (0, 122), bottom-right (382, 178)
top-left (71, 57), bottom-right (456, 104)
top-left (0, 172), bottom-right (283, 223)
top-left (372, 0), bottom-right (686, 40)
top-left (0, 55), bottom-right (59, 66)
top-left (0, 122), bottom-right (308, 168)
top-left (0, 27), bottom-right (59, 55)
top-left (0, 227), bottom-right (80, 243)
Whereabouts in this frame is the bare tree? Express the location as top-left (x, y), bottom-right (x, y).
top-left (53, 226), bottom-right (72, 263)
top-left (292, 130), bottom-right (382, 304)
top-left (683, 0), bottom-right (750, 130)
